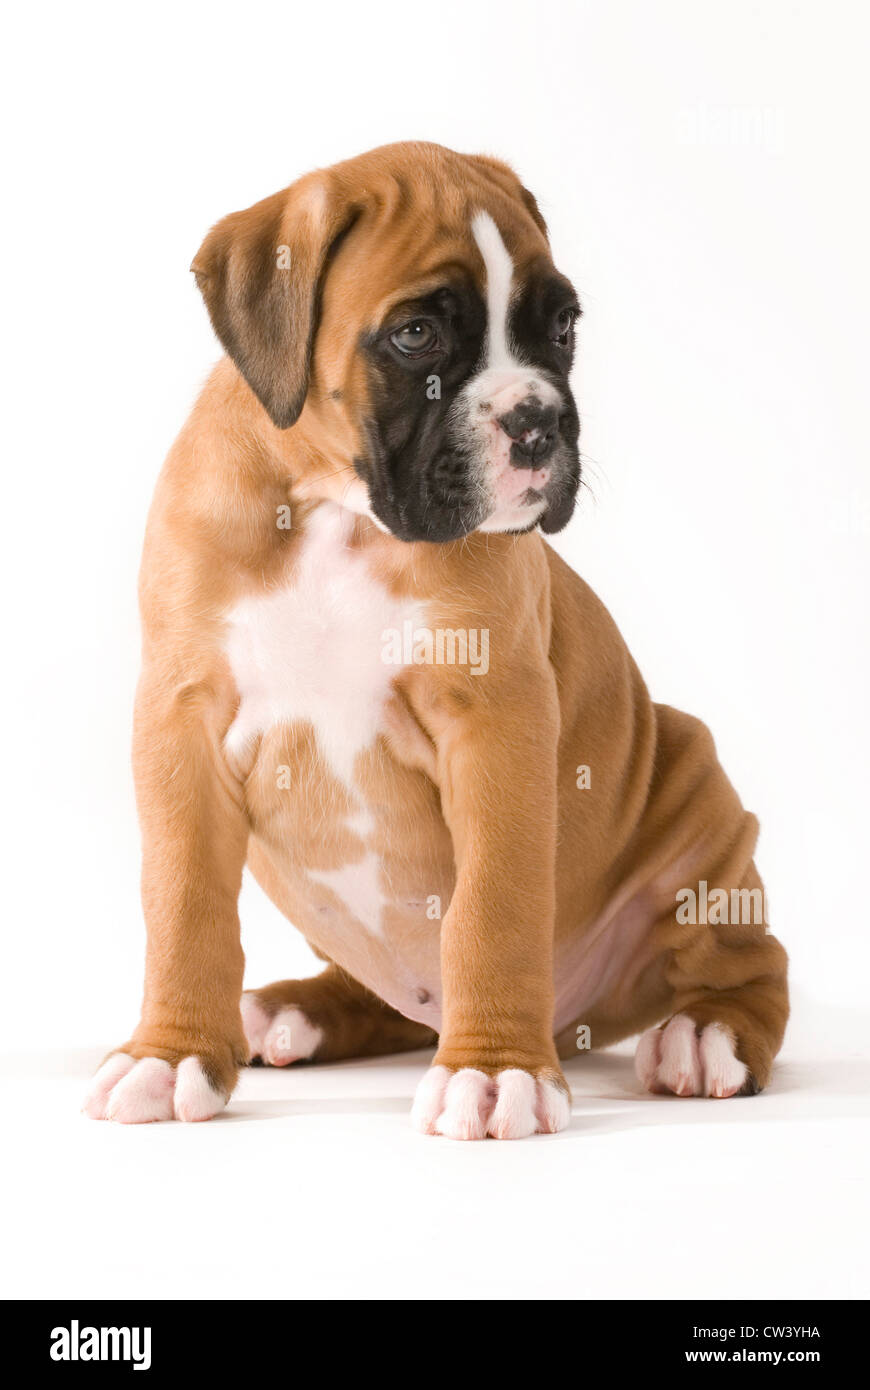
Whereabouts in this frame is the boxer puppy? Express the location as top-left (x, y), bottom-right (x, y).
top-left (84, 142), bottom-right (788, 1137)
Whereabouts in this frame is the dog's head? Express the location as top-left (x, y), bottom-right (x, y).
top-left (192, 142), bottom-right (581, 541)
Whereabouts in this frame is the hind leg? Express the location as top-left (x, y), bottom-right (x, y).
top-left (242, 965), bottom-right (437, 1066)
top-left (635, 975), bottom-right (788, 1098)
top-left (635, 912), bottom-right (789, 1098)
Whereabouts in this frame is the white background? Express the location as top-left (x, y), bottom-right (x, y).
top-left (2, 0), bottom-right (868, 1302)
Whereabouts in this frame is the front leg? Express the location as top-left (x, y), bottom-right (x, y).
top-left (410, 666), bottom-right (570, 1140)
top-left (84, 667), bottom-right (249, 1123)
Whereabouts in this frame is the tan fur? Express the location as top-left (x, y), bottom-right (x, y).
top-left (109, 142), bottom-right (787, 1114)
top-left (249, 963), bottom-right (436, 1063)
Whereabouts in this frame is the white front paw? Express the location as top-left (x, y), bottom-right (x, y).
top-left (411, 1065), bottom-right (571, 1140)
top-left (83, 1054), bottom-right (228, 1124)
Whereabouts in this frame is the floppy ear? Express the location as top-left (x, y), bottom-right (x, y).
top-left (517, 185), bottom-right (548, 238)
top-left (468, 154), bottom-right (549, 238)
top-left (191, 176), bottom-right (359, 429)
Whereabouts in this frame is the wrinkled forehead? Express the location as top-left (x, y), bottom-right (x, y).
top-left (324, 191), bottom-right (553, 331)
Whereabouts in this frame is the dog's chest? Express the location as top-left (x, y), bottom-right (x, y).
top-left (223, 504), bottom-right (423, 786)
top-left (221, 506), bottom-right (448, 1017)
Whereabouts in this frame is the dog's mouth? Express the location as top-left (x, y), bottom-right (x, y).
top-left (451, 379), bottom-right (581, 538)
top-left (355, 440), bottom-right (487, 543)
top-left (479, 444), bottom-right (580, 536)
top-left (517, 483), bottom-right (553, 516)
top-left (355, 460), bottom-right (578, 542)
top-left (354, 414), bottom-right (580, 543)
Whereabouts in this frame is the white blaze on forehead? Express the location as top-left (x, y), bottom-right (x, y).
top-left (462, 212), bottom-right (563, 534)
top-left (471, 211), bottom-right (521, 369)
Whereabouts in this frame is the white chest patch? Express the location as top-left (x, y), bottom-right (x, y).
top-left (224, 505), bottom-right (424, 938)
top-left (224, 503), bottom-right (423, 788)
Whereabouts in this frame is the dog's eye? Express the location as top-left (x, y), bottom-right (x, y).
top-left (390, 319), bottom-right (439, 356)
top-left (551, 307), bottom-right (579, 349)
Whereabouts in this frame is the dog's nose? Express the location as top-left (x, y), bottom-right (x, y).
top-left (497, 398), bottom-right (559, 465)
